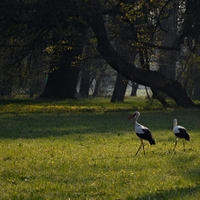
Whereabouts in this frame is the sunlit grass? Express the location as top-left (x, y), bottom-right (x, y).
top-left (0, 98), bottom-right (200, 199)
top-left (0, 96), bottom-right (165, 114)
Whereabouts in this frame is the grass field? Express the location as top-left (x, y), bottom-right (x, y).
top-left (0, 97), bottom-right (200, 199)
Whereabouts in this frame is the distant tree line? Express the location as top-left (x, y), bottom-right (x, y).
top-left (0, 0), bottom-right (200, 107)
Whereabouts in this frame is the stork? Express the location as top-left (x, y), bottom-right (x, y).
top-left (172, 119), bottom-right (190, 151)
top-left (128, 111), bottom-right (155, 156)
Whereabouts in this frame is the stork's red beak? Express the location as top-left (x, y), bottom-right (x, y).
top-left (127, 113), bottom-right (136, 120)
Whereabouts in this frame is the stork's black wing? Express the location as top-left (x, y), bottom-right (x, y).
top-left (136, 129), bottom-right (156, 145)
top-left (175, 128), bottom-right (190, 141)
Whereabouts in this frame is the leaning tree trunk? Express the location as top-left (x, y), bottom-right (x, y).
top-left (139, 49), bottom-right (170, 107)
top-left (84, 1), bottom-right (196, 108)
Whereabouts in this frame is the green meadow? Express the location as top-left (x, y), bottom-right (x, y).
top-left (0, 97), bottom-right (200, 199)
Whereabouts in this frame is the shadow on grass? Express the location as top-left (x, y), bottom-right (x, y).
top-left (1, 110), bottom-right (200, 140)
top-left (127, 185), bottom-right (200, 200)
top-left (0, 112), bottom-right (129, 139)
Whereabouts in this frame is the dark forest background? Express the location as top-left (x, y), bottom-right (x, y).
top-left (0, 0), bottom-right (200, 108)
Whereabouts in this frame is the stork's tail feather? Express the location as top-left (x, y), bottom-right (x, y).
top-left (149, 138), bottom-right (156, 145)
top-left (185, 134), bottom-right (190, 141)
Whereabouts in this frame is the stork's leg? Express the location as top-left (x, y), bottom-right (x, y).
top-left (173, 138), bottom-right (178, 151)
top-left (135, 141), bottom-right (143, 156)
top-left (141, 140), bottom-right (145, 155)
top-left (183, 140), bottom-right (186, 152)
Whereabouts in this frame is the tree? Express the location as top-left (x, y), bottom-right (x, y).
top-left (36, 1), bottom-right (89, 99)
top-left (109, 14), bottom-right (137, 102)
top-left (83, 0), bottom-right (196, 107)
top-left (0, 0), bottom-right (88, 99)
top-left (40, 32), bottom-right (86, 99)
top-left (1, 0), bottom-right (200, 106)
top-left (177, 52), bottom-right (200, 100)
top-left (111, 73), bottom-right (128, 102)
top-left (79, 70), bottom-right (91, 97)
top-left (78, 28), bottom-right (100, 97)
top-left (0, 0), bottom-right (52, 96)
top-left (130, 82), bottom-right (138, 97)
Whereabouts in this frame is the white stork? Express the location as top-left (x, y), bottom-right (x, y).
top-left (128, 111), bottom-right (155, 156)
top-left (172, 119), bottom-right (190, 151)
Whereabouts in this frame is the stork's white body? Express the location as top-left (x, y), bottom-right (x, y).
top-left (135, 122), bottom-right (148, 134)
top-left (173, 125), bottom-right (186, 134)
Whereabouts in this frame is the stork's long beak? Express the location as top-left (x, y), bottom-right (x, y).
top-left (127, 113), bottom-right (136, 120)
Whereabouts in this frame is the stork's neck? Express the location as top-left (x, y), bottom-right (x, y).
top-left (133, 115), bottom-right (139, 125)
top-left (173, 120), bottom-right (178, 128)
